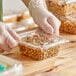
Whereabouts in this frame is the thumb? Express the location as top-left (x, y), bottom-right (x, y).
top-left (6, 26), bottom-right (21, 41)
top-left (47, 17), bottom-right (60, 35)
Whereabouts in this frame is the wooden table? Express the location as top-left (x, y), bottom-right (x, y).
top-left (6, 33), bottom-right (76, 76)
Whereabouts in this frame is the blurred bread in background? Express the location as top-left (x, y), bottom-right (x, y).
top-left (59, 14), bottom-right (76, 34)
top-left (46, 0), bottom-right (76, 34)
top-left (46, 0), bottom-right (76, 16)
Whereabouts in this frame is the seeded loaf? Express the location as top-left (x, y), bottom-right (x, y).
top-left (59, 14), bottom-right (76, 34)
top-left (46, 0), bottom-right (76, 16)
top-left (18, 28), bottom-right (61, 60)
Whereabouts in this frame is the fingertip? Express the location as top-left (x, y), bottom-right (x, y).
top-left (5, 33), bottom-right (18, 48)
top-left (8, 39), bottom-right (18, 49)
top-left (7, 27), bottom-right (21, 41)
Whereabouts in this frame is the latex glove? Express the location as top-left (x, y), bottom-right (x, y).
top-left (0, 22), bottom-right (20, 51)
top-left (29, 0), bottom-right (61, 35)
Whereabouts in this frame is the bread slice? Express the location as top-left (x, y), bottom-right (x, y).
top-left (46, 0), bottom-right (76, 16)
top-left (19, 43), bottom-right (59, 60)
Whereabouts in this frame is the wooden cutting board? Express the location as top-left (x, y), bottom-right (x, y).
top-left (5, 33), bottom-right (76, 76)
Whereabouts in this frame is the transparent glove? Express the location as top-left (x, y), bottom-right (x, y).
top-left (29, 0), bottom-right (61, 35)
top-left (0, 22), bottom-right (20, 51)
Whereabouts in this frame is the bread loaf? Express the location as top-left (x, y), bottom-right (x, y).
top-left (59, 15), bottom-right (76, 34)
top-left (46, 0), bottom-right (76, 16)
top-left (18, 28), bottom-right (61, 60)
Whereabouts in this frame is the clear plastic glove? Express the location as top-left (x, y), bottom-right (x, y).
top-left (0, 22), bottom-right (20, 51)
top-left (29, 0), bottom-right (61, 35)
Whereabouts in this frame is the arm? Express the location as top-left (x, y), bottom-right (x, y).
top-left (22, 0), bottom-right (47, 9)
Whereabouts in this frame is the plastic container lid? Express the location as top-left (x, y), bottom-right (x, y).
top-left (19, 28), bottom-right (68, 50)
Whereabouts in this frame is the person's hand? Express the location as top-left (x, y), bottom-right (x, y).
top-left (29, 3), bottom-right (61, 35)
top-left (0, 22), bottom-right (20, 51)
top-left (30, 8), bottom-right (61, 35)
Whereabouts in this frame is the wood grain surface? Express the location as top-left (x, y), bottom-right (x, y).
top-left (6, 32), bottom-right (76, 76)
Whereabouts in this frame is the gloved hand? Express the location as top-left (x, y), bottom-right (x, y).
top-left (0, 22), bottom-right (20, 51)
top-left (29, 0), bottom-right (61, 35)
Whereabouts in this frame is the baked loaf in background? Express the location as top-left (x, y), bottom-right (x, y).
top-left (46, 0), bottom-right (76, 34)
top-left (46, 0), bottom-right (76, 16)
top-left (59, 14), bottom-right (76, 34)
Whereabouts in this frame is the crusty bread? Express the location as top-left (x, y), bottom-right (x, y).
top-left (59, 15), bottom-right (76, 34)
top-left (46, 0), bottom-right (76, 16)
top-left (19, 43), bottom-right (59, 60)
top-left (18, 28), bottom-right (60, 60)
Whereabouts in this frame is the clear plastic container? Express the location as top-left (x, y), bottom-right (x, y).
top-left (58, 14), bottom-right (76, 34)
top-left (46, 0), bottom-right (76, 16)
top-left (18, 28), bottom-right (68, 60)
top-left (0, 55), bottom-right (23, 76)
top-left (3, 11), bottom-right (38, 33)
top-left (13, 18), bottom-right (38, 33)
top-left (5, 21), bottom-right (37, 34)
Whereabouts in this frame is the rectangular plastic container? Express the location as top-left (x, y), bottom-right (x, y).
top-left (59, 14), bottom-right (76, 34)
top-left (18, 28), bottom-right (68, 60)
top-left (0, 55), bottom-right (23, 76)
top-left (3, 11), bottom-right (38, 33)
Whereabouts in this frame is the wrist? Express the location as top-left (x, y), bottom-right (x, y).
top-left (28, 0), bottom-right (47, 15)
